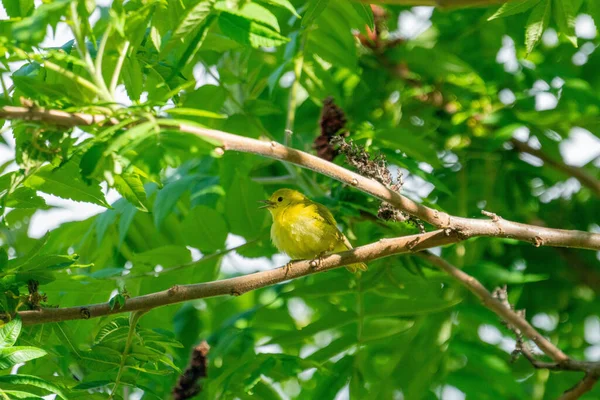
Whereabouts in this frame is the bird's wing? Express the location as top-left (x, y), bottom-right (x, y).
top-left (313, 201), bottom-right (367, 272)
top-left (313, 202), bottom-right (349, 246)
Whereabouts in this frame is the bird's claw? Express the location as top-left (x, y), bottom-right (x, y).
top-left (309, 254), bottom-right (324, 269)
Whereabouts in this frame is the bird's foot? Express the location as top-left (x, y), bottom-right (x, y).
top-left (284, 259), bottom-right (299, 276)
top-left (309, 254), bottom-right (325, 269)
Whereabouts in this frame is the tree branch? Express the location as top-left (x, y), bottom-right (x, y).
top-left (0, 105), bottom-right (599, 250)
top-left (418, 253), bottom-right (600, 380)
top-left (558, 374), bottom-right (599, 400)
top-left (16, 229), bottom-right (460, 325)
top-left (511, 139), bottom-right (600, 197)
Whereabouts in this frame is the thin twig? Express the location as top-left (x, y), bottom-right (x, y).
top-left (15, 229), bottom-right (462, 325)
top-left (511, 139), bottom-right (600, 197)
top-left (558, 374), bottom-right (599, 400)
top-left (418, 252), bottom-right (569, 364)
top-left (0, 105), bottom-right (598, 250)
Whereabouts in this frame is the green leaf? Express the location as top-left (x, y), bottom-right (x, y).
top-left (313, 355), bottom-right (353, 398)
top-left (11, 1), bottom-right (70, 45)
top-left (0, 316), bottom-right (21, 348)
top-left (133, 245), bottom-right (192, 267)
top-left (224, 177), bottom-right (266, 238)
top-left (5, 187), bottom-right (48, 209)
top-left (256, 0), bottom-right (299, 18)
top-left (181, 205), bottom-right (228, 252)
top-left (172, 14), bottom-right (217, 74)
top-left (0, 346), bottom-right (47, 369)
top-left (302, 0), bottom-right (330, 27)
top-left (106, 121), bottom-right (158, 154)
top-left (488, 0), bottom-right (540, 20)
top-left (0, 249), bottom-right (8, 273)
top-left (525, 0), bottom-right (551, 54)
top-left (6, 254), bottom-right (79, 272)
top-left (122, 55), bottom-right (143, 102)
top-left (0, 375), bottom-right (67, 400)
top-left (24, 155), bottom-right (110, 207)
top-left (113, 173), bottom-right (148, 212)
top-left (361, 318), bottom-right (415, 342)
top-left (219, 12), bottom-right (289, 48)
top-left (167, 0), bottom-right (215, 47)
top-left (165, 108), bottom-right (227, 119)
top-left (215, 2), bottom-right (280, 31)
top-left (553, 0), bottom-right (577, 46)
top-left (0, 390), bottom-right (43, 399)
top-left (2, 0), bottom-right (34, 18)
top-left (153, 175), bottom-right (196, 228)
top-left (589, 1), bottom-right (600, 28)
top-left (351, 3), bottom-right (374, 31)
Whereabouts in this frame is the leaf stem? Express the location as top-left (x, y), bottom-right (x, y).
top-left (95, 25), bottom-right (111, 86)
top-left (110, 41), bottom-right (130, 96)
top-left (108, 310), bottom-right (146, 400)
top-left (68, 2), bottom-right (113, 102)
top-left (42, 60), bottom-right (101, 95)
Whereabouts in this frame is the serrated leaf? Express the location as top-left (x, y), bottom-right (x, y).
top-left (167, 0), bottom-right (215, 47)
top-left (0, 316), bottom-right (21, 348)
top-left (165, 108), bottom-right (227, 119)
top-left (5, 187), bottom-right (48, 209)
top-left (113, 173), bottom-right (148, 211)
top-left (215, 2), bottom-right (280, 31)
top-left (2, 0), bottom-right (34, 18)
top-left (361, 318), bottom-right (415, 342)
top-left (106, 121), bottom-right (158, 154)
top-left (7, 254), bottom-right (79, 272)
top-left (24, 155), bottom-right (110, 207)
top-left (181, 205), bottom-right (228, 252)
top-left (122, 55), bottom-right (143, 102)
top-left (219, 12), bottom-right (289, 48)
top-left (95, 318), bottom-right (130, 344)
top-left (224, 177), bottom-right (266, 238)
top-left (256, 0), bottom-right (299, 18)
top-left (0, 248), bottom-right (7, 272)
top-left (0, 375), bottom-right (67, 400)
top-left (153, 175), bottom-right (196, 228)
top-left (302, 0), bottom-right (330, 27)
top-left (351, 3), bottom-right (374, 31)
top-left (0, 346), bottom-right (47, 369)
top-left (525, 0), bottom-right (551, 54)
top-left (133, 245), bottom-right (192, 267)
top-left (488, 0), bottom-right (541, 20)
top-left (553, 0), bottom-right (577, 46)
top-left (0, 390), bottom-right (43, 399)
top-left (172, 14), bottom-right (217, 75)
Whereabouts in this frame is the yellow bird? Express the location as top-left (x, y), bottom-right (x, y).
top-left (260, 188), bottom-right (367, 272)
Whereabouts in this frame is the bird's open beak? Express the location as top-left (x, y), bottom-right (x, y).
top-left (258, 200), bottom-right (274, 209)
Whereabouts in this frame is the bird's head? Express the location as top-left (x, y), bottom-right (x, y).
top-left (259, 188), bottom-right (307, 215)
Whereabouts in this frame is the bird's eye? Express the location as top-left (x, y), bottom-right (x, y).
top-left (277, 197), bottom-right (283, 202)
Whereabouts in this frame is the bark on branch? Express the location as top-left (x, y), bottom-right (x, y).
top-left (1, 105), bottom-right (599, 251)
top-left (17, 229), bottom-right (460, 325)
top-left (419, 253), bottom-right (600, 392)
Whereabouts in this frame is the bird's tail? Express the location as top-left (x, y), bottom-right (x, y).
top-left (335, 241), bottom-right (368, 273)
top-left (346, 262), bottom-right (368, 273)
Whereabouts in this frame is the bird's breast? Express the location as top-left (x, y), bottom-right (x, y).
top-left (270, 205), bottom-right (337, 259)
